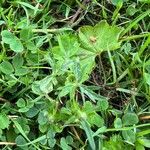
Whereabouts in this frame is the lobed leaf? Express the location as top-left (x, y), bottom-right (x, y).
top-left (79, 20), bottom-right (123, 54)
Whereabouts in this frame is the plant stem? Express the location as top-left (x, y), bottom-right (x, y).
top-left (120, 33), bottom-right (150, 42)
top-left (32, 28), bottom-right (72, 33)
top-left (106, 123), bottom-right (150, 132)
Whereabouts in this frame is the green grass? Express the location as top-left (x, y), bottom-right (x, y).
top-left (0, 0), bottom-right (150, 149)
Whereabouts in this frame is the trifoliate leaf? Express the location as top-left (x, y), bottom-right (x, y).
top-left (60, 137), bottom-right (72, 150)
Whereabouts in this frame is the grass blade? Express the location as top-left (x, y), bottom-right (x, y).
top-left (81, 120), bottom-right (96, 150)
top-left (121, 9), bottom-right (150, 36)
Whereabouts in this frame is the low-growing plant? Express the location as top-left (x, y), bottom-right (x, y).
top-left (0, 0), bottom-right (150, 150)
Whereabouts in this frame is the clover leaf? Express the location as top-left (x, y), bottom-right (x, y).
top-left (1, 30), bottom-right (24, 53)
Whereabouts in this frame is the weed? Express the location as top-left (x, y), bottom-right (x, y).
top-left (0, 0), bottom-right (150, 150)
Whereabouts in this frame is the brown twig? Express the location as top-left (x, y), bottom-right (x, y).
top-left (0, 97), bottom-right (8, 102)
top-left (140, 116), bottom-right (150, 120)
top-left (71, 126), bottom-right (85, 145)
top-left (70, 0), bottom-right (90, 25)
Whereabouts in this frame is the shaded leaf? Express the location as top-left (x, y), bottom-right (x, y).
top-left (60, 137), bottom-right (72, 150)
top-left (122, 130), bottom-right (136, 143)
top-left (1, 30), bottom-right (24, 52)
top-left (0, 61), bottom-right (14, 74)
top-left (15, 135), bottom-right (27, 147)
top-left (138, 138), bottom-right (150, 148)
top-left (47, 129), bottom-right (56, 148)
top-left (12, 54), bottom-right (24, 69)
top-left (88, 113), bottom-right (104, 127)
top-left (17, 98), bottom-right (26, 108)
top-left (122, 113), bottom-right (139, 126)
top-left (0, 113), bottom-right (10, 129)
top-left (144, 73), bottom-right (150, 86)
top-left (114, 118), bottom-right (122, 128)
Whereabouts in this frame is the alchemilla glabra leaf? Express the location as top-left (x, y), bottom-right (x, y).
top-left (79, 20), bottom-right (123, 54)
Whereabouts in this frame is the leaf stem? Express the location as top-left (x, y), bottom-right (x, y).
top-left (106, 123), bottom-right (150, 132)
top-left (121, 9), bottom-right (150, 36)
top-left (0, 142), bottom-right (16, 145)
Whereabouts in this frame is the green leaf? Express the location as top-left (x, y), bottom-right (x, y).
top-left (122, 130), bottom-right (136, 143)
top-left (138, 0), bottom-right (150, 3)
top-left (1, 30), bottom-right (24, 52)
top-left (122, 113), bottom-right (139, 126)
top-left (39, 76), bottom-right (56, 94)
top-left (81, 120), bottom-right (96, 150)
top-left (80, 85), bottom-right (108, 102)
top-left (0, 20), bottom-right (5, 25)
top-left (38, 111), bottom-right (48, 125)
top-left (144, 73), bottom-right (150, 86)
top-left (79, 55), bottom-right (95, 83)
top-left (13, 119), bottom-right (40, 150)
top-left (15, 1), bottom-right (40, 12)
top-left (47, 129), bottom-right (56, 148)
top-left (15, 135), bottom-right (27, 147)
top-left (126, 4), bottom-right (137, 16)
top-left (71, 61), bottom-right (82, 82)
top-left (114, 118), bottom-right (122, 128)
top-left (60, 137), bottom-right (72, 150)
top-left (103, 135), bottom-right (133, 150)
top-left (96, 99), bottom-right (109, 111)
top-left (79, 20), bottom-right (122, 54)
top-left (66, 136), bottom-right (73, 145)
top-left (15, 67), bottom-right (28, 76)
top-left (20, 28), bottom-right (33, 41)
top-left (32, 82), bottom-right (43, 95)
top-left (112, 0), bottom-right (123, 5)
top-left (135, 142), bottom-right (145, 150)
top-left (138, 138), bottom-right (150, 148)
top-left (32, 76), bottom-right (56, 95)
top-left (0, 61), bottom-right (14, 74)
top-left (93, 126), bottom-right (107, 137)
top-left (53, 34), bottom-right (79, 60)
top-left (25, 106), bottom-right (39, 118)
top-left (14, 117), bottom-right (30, 135)
top-left (0, 113), bottom-right (10, 129)
top-left (58, 83), bottom-right (75, 99)
top-left (82, 101), bottom-right (95, 114)
top-left (17, 98), bottom-right (26, 108)
top-left (88, 113), bottom-right (104, 127)
top-left (12, 54), bottom-right (24, 69)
